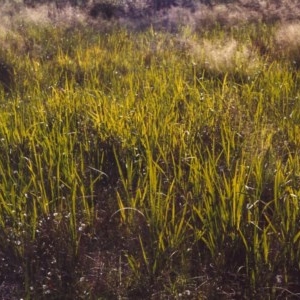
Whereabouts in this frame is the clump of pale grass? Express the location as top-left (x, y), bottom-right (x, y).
top-left (153, 6), bottom-right (197, 32)
top-left (0, 2), bottom-right (88, 54)
top-left (149, 4), bottom-right (255, 33)
top-left (274, 22), bottom-right (300, 66)
top-left (208, 3), bottom-right (262, 26)
top-left (21, 4), bottom-right (87, 26)
top-left (182, 36), bottom-right (262, 77)
top-left (202, 39), bottom-right (246, 71)
top-left (0, 1), bottom-right (87, 28)
top-left (1, 0), bottom-right (300, 35)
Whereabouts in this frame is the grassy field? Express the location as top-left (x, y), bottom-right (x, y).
top-left (1, 1), bottom-right (300, 299)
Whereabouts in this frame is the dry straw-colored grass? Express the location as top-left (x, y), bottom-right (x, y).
top-left (274, 22), bottom-right (300, 65)
top-left (178, 33), bottom-right (262, 77)
top-left (196, 38), bottom-right (257, 74)
top-left (1, 0), bottom-right (300, 33)
top-left (151, 0), bottom-right (300, 31)
top-left (0, 1), bottom-right (87, 27)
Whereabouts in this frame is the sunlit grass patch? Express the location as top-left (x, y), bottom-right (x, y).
top-left (0, 16), bottom-right (300, 298)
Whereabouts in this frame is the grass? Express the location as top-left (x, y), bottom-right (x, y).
top-left (0, 9), bottom-right (300, 298)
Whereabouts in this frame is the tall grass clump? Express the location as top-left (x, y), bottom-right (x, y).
top-left (274, 22), bottom-right (300, 68)
top-left (0, 6), bottom-right (300, 298)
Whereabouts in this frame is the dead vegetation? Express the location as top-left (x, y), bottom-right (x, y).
top-left (1, 1), bottom-right (300, 30)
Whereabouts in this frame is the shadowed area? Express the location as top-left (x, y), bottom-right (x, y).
top-left (0, 60), bottom-right (14, 93)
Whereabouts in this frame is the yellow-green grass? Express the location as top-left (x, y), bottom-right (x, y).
top-left (0, 20), bottom-right (300, 298)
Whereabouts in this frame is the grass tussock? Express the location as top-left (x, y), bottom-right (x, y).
top-left (1, 1), bottom-right (300, 299)
top-left (184, 36), bottom-right (262, 78)
top-left (274, 22), bottom-right (300, 67)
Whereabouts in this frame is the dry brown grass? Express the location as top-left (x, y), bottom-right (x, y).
top-left (1, 0), bottom-right (300, 32)
top-left (0, 0), bottom-right (299, 37)
top-left (149, 0), bottom-right (300, 31)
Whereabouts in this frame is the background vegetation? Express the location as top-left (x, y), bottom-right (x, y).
top-left (0, 0), bottom-right (300, 299)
